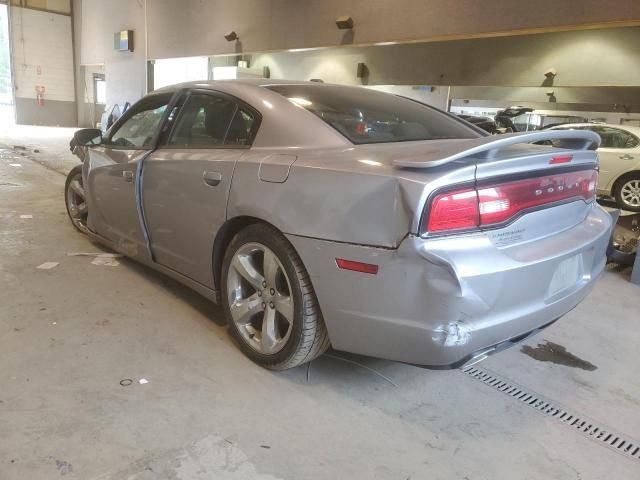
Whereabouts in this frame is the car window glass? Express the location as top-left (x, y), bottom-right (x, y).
top-left (108, 95), bottom-right (171, 149)
top-left (168, 93), bottom-right (256, 147)
top-left (225, 108), bottom-right (257, 146)
top-left (591, 126), bottom-right (639, 149)
top-left (265, 84), bottom-right (479, 144)
top-left (513, 113), bottom-right (532, 131)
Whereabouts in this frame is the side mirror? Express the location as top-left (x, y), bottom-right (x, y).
top-left (73, 128), bottom-right (102, 147)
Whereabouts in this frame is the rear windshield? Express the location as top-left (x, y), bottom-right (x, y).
top-left (265, 84), bottom-right (481, 144)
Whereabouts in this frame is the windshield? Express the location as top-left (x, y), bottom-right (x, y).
top-left (265, 84), bottom-right (481, 144)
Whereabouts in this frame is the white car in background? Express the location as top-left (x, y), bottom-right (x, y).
top-left (549, 123), bottom-right (640, 211)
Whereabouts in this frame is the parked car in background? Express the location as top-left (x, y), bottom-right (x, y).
top-left (67, 80), bottom-right (611, 370)
top-left (495, 106), bottom-right (586, 132)
top-left (549, 123), bottom-right (640, 212)
top-left (456, 114), bottom-right (497, 134)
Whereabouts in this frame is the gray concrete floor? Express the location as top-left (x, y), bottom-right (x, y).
top-left (1, 130), bottom-right (640, 479)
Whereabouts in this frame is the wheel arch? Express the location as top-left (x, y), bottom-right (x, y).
top-left (611, 169), bottom-right (640, 196)
top-left (212, 215), bottom-right (282, 291)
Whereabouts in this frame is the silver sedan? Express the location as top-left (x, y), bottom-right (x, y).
top-left (550, 123), bottom-right (640, 211)
top-left (66, 80), bottom-right (612, 370)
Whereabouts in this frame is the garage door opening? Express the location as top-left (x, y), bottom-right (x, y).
top-left (0, 2), bottom-right (14, 125)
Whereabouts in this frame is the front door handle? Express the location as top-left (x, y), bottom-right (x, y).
top-left (122, 170), bottom-right (134, 182)
top-left (620, 154), bottom-right (635, 160)
top-left (203, 171), bottom-right (222, 187)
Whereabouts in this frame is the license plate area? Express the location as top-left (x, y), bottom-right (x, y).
top-left (548, 254), bottom-right (582, 298)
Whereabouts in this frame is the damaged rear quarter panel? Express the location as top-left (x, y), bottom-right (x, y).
top-left (228, 149), bottom-right (431, 247)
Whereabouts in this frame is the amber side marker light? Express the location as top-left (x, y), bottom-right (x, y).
top-left (335, 258), bottom-right (379, 274)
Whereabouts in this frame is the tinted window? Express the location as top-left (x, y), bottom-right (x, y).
top-left (590, 126), bottom-right (640, 149)
top-left (168, 93), bottom-right (257, 147)
top-left (542, 116), bottom-right (586, 129)
top-left (265, 84), bottom-right (480, 144)
top-left (108, 93), bottom-right (172, 149)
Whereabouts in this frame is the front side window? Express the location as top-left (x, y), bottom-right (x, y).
top-left (108, 93), bottom-right (172, 149)
top-left (168, 92), bottom-right (258, 147)
top-left (265, 84), bottom-right (480, 144)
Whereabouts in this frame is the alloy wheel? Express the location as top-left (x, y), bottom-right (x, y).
top-left (226, 242), bottom-right (294, 355)
top-left (66, 171), bottom-right (89, 232)
top-left (620, 179), bottom-right (640, 209)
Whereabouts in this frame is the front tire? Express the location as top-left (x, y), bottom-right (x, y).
top-left (65, 165), bottom-right (89, 233)
top-left (614, 172), bottom-right (640, 212)
top-left (221, 223), bottom-right (330, 370)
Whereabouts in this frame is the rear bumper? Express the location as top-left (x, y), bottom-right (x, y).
top-left (287, 203), bottom-right (612, 367)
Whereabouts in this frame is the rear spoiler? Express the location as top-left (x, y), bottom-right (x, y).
top-left (393, 130), bottom-right (600, 169)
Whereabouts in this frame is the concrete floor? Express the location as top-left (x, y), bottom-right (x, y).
top-left (1, 130), bottom-right (640, 479)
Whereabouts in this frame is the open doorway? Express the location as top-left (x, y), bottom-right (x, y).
top-left (0, 2), bottom-right (14, 125)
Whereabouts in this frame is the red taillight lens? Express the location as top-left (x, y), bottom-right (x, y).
top-left (423, 169), bottom-right (598, 234)
top-left (427, 189), bottom-right (479, 233)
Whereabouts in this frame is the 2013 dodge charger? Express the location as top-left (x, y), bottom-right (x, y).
top-left (66, 80), bottom-right (612, 370)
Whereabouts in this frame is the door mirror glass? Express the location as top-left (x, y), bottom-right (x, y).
top-left (74, 128), bottom-right (102, 146)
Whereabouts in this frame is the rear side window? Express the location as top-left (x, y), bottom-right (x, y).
top-left (590, 126), bottom-right (640, 149)
top-left (168, 92), bottom-right (258, 147)
top-left (265, 84), bottom-right (480, 144)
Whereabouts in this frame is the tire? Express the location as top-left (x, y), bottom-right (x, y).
top-left (221, 223), bottom-right (330, 370)
top-left (607, 247), bottom-right (636, 267)
top-left (613, 172), bottom-right (640, 212)
top-left (64, 165), bottom-right (89, 233)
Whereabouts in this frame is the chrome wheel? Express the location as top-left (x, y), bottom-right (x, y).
top-left (66, 170), bottom-right (88, 232)
top-left (620, 179), bottom-right (640, 209)
top-left (226, 242), bottom-right (294, 355)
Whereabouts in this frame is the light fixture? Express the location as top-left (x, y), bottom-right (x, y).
top-left (224, 31), bottom-right (239, 42)
top-left (335, 15), bottom-right (354, 29)
top-left (356, 63), bottom-right (368, 79)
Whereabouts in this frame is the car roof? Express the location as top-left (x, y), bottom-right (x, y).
top-left (152, 78), bottom-right (337, 94)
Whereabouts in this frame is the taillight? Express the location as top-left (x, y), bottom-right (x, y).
top-left (427, 189), bottom-right (479, 233)
top-left (423, 169), bottom-right (598, 234)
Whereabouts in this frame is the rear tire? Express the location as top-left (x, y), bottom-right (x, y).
top-left (221, 223), bottom-right (330, 370)
top-left (613, 172), bottom-right (640, 212)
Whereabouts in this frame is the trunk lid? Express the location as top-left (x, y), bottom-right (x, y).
top-left (394, 130), bottom-right (602, 240)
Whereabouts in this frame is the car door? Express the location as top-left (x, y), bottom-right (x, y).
top-left (588, 126), bottom-right (640, 190)
top-left (84, 92), bottom-right (175, 256)
top-left (142, 90), bottom-right (261, 287)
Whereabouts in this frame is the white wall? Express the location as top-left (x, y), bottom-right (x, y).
top-left (9, 6), bottom-right (76, 125)
top-left (77, 0), bottom-right (146, 106)
top-left (10, 7), bottom-right (74, 102)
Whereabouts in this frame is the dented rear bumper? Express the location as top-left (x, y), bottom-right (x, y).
top-left (287, 203), bottom-right (612, 368)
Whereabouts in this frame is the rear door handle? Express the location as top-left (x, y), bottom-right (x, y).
top-left (620, 154), bottom-right (635, 160)
top-left (122, 170), bottom-right (134, 182)
top-left (203, 171), bottom-right (222, 187)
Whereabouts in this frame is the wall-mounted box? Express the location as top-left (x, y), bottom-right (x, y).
top-left (114, 30), bottom-right (134, 52)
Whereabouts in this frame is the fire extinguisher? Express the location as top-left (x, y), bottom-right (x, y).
top-left (35, 86), bottom-right (46, 106)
